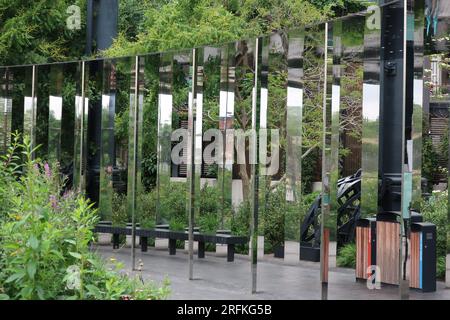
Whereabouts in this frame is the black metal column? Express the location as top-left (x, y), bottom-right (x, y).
top-left (85, 0), bottom-right (118, 206)
top-left (379, 0), bottom-right (407, 212)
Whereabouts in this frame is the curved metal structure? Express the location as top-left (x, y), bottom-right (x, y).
top-left (300, 169), bottom-right (362, 252)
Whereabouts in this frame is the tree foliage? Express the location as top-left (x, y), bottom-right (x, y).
top-left (0, 0), bottom-right (86, 65)
top-left (105, 0), bottom-right (368, 58)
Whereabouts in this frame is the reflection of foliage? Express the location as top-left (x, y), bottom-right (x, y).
top-left (420, 190), bottom-right (449, 280)
top-left (231, 200), bottom-right (251, 254)
top-left (105, 0), bottom-right (338, 58)
top-left (336, 243), bottom-right (356, 268)
top-left (262, 182), bottom-right (320, 253)
top-left (261, 185), bottom-right (285, 253)
top-left (422, 135), bottom-right (440, 190)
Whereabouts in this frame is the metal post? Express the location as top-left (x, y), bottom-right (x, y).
top-left (188, 49), bottom-right (198, 280)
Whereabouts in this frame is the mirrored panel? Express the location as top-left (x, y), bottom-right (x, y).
top-left (167, 51), bottom-right (191, 237)
top-left (85, 60), bottom-right (103, 208)
top-left (73, 61), bottom-right (88, 191)
top-left (298, 24), bottom-right (326, 299)
top-left (0, 68), bottom-right (12, 155)
top-left (36, 64), bottom-right (51, 160)
top-left (331, 15), bottom-right (366, 279)
top-left (284, 28), bottom-right (305, 265)
top-left (98, 57), bottom-right (132, 232)
top-left (258, 33), bottom-right (286, 264)
top-left (134, 53), bottom-right (160, 252)
top-left (352, 4), bottom-right (383, 290)
top-left (23, 65), bottom-right (37, 153)
top-left (156, 52), bottom-right (173, 227)
top-left (419, 0), bottom-right (450, 291)
top-left (8, 67), bottom-right (27, 140)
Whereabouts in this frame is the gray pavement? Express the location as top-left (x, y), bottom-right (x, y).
top-left (93, 244), bottom-right (450, 300)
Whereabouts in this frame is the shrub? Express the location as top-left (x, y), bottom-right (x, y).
top-left (420, 190), bottom-right (448, 280)
top-left (336, 243), bottom-right (356, 268)
top-left (231, 200), bottom-right (251, 255)
top-left (0, 135), bottom-right (170, 300)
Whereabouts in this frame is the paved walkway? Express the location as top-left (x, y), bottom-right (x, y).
top-left (93, 245), bottom-right (450, 300)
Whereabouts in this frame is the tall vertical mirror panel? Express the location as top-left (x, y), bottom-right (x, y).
top-left (216, 43), bottom-right (234, 237)
top-left (133, 53), bottom-right (159, 258)
top-left (59, 63), bottom-right (78, 189)
top-left (167, 51), bottom-right (191, 238)
top-left (73, 61), bottom-right (88, 191)
top-left (195, 45), bottom-right (237, 280)
top-left (356, 4), bottom-right (382, 286)
top-left (127, 56), bottom-right (142, 270)
top-left (35, 64), bottom-right (50, 160)
top-left (321, 21), bottom-right (333, 299)
top-left (7, 67), bottom-right (27, 148)
top-left (284, 28), bottom-right (304, 267)
top-left (47, 64), bottom-right (63, 164)
top-left (331, 14), bottom-right (366, 290)
top-left (156, 52), bottom-right (173, 229)
top-left (85, 60), bottom-right (103, 208)
top-left (23, 66), bottom-right (37, 154)
top-left (46, 63), bottom-right (78, 189)
top-left (298, 24), bottom-right (325, 299)
top-left (0, 68), bottom-right (12, 155)
top-left (419, 0), bottom-right (450, 289)
top-left (98, 57), bottom-right (132, 232)
top-left (259, 32), bottom-right (287, 265)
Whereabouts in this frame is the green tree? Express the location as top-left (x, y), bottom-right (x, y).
top-left (0, 0), bottom-right (87, 65)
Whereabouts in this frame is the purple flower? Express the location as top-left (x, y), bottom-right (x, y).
top-left (63, 190), bottom-right (73, 199)
top-left (49, 195), bottom-right (58, 209)
top-left (44, 163), bottom-right (52, 178)
top-left (33, 163), bottom-right (39, 171)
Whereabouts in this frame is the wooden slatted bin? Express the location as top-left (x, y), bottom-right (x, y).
top-left (410, 222), bottom-right (436, 292)
top-left (355, 218), bottom-right (376, 280)
top-left (376, 212), bottom-right (400, 285)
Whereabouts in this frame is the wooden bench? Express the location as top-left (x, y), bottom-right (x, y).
top-left (93, 224), bottom-right (248, 262)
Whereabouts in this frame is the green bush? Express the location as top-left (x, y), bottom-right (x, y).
top-left (0, 135), bottom-right (170, 300)
top-left (336, 243), bottom-right (356, 268)
top-left (231, 200), bottom-right (251, 255)
top-left (261, 185), bottom-right (285, 254)
top-left (420, 190), bottom-right (448, 280)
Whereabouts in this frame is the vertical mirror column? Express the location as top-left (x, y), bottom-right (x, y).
top-left (85, 60), bottom-right (103, 207)
top-left (9, 67), bottom-right (26, 140)
top-left (329, 20), bottom-right (342, 273)
top-left (334, 14), bottom-right (365, 286)
top-left (321, 22), bottom-right (332, 299)
top-left (0, 68), bottom-right (12, 155)
top-left (99, 57), bottom-right (132, 237)
top-left (134, 53), bottom-right (160, 267)
top-left (260, 32), bottom-right (286, 264)
top-left (23, 65), bottom-right (37, 156)
top-left (285, 28), bottom-right (304, 265)
top-left (221, 44), bottom-right (235, 233)
top-left (73, 61), bottom-right (88, 191)
top-left (420, 0), bottom-right (449, 291)
top-left (59, 63), bottom-right (78, 190)
top-left (99, 59), bottom-right (117, 221)
top-left (250, 38), bottom-right (261, 293)
top-left (299, 24), bottom-right (325, 299)
top-left (128, 56), bottom-right (144, 270)
top-left (357, 4), bottom-right (382, 284)
top-left (48, 64), bottom-right (63, 164)
top-left (156, 53), bottom-right (173, 229)
top-left (187, 48), bottom-right (200, 279)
